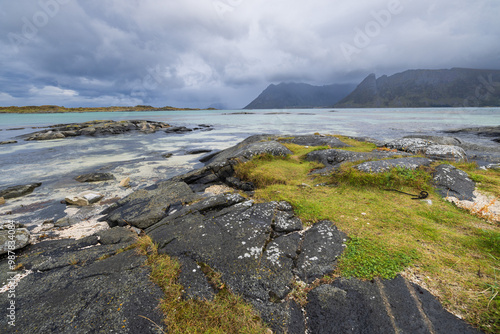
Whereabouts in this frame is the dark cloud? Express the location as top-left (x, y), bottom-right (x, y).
top-left (0, 0), bottom-right (499, 108)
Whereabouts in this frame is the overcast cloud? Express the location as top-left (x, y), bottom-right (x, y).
top-left (0, 0), bottom-right (499, 109)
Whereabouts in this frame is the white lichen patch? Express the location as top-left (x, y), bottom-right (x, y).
top-left (265, 244), bottom-right (282, 267)
top-left (446, 189), bottom-right (500, 222)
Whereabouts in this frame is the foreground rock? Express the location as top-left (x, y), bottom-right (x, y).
top-left (24, 120), bottom-right (212, 141)
top-left (0, 227), bottom-right (165, 333)
top-left (0, 183), bottom-right (42, 199)
top-left (355, 157), bottom-right (432, 173)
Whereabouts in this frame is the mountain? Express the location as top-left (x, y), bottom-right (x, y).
top-left (244, 82), bottom-right (355, 109)
top-left (335, 68), bottom-right (500, 108)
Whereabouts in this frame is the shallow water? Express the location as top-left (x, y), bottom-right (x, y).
top-left (0, 107), bottom-right (498, 226)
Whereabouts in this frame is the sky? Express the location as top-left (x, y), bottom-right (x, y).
top-left (0, 0), bottom-right (499, 109)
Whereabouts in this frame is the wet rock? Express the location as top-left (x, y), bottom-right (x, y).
top-left (187, 148), bottom-right (212, 154)
top-left (54, 216), bottom-right (80, 228)
top-left (0, 140), bottom-right (17, 145)
top-left (75, 172), bottom-right (115, 183)
top-left (0, 182), bottom-right (42, 199)
top-left (424, 145), bottom-right (467, 162)
top-left (164, 126), bottom-right (193, 133)
top-left (0, 221), bottom-right (30, 256)
top-left (433, 164), bottom-right (476, 201)
top-left (296, 220), bottom-right (346, 283)
top-left (306, 276), bottom-right (481, 334)
top-left (355, 157), bottom-right (432, 173)
top-left (102, 181), bottom-right (200, 229)
top-left (161, 153), bottom-right (173, 159)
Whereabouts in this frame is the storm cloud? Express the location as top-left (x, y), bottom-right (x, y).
top-left (0, 0), bottom-right (499, 108)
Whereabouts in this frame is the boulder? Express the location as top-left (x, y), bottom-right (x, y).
top-left (0, 222), bottom-right (30, 256)
top-left (119, 177), bottom-right (131, 187)
top-left (101, 181), bottom-right (200, 229)
top-left (424, 145), bottom-right (467, 162)
top-left (355, 157), bottom-right (432, 173)
top-left (385, 138), bottom-right (434, 153)
top-left (433, 164), bottom-right (475, 201)
top-left (65, 191), bottom-right (103, 206)
top-left (0, 182), bottom-right (42, 199)
top-left (75, 172), bottom-right (115, 183)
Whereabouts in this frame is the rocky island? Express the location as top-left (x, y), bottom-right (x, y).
top-left (0, 129), bottom-right (499, 333)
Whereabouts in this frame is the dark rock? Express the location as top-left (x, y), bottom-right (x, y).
top-left (296, 220), bottom-right (346, 283)
top-left (433, 164), bottom-right (476, 200)
top-left (0, 182), bottom-right (42, 199)
top-left (205, 135), bottom-right (293, 164)
top-left (186, 149), bottom-right (212, 155)
top-left (96, 227), bottom-right (137, 245)
top-left (252, 300), bottom-right (306, 334)
top-left (305, 149), bottom-right (409, 173)
top-left (164, 126), bottom-right (193, 133)
top-left (161, 153), bottom-right (173, 159)
top-left (0, 238), bottom-right (165, 333)
top-left (355, 157), bottom-right (432, 173)
top-left (148, 200), bottom-right (302, 305)
top-left (176, 256), bottom-right (216, 301)
top-left (0, 140), bottom-right (17, 145)
top-left (75, 172), bottom-right (115, 183)
top-left (102, 181), bottom-right (200, 229)
top-left (306, 276), bottom-right (481, 334)
top-left (278, 135), bottom-right (351, 148)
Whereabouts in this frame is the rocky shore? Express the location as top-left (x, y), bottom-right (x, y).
top-left (1, 131), bottom-right (496, 333)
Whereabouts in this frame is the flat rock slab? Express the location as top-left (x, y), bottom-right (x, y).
top-left (385, 138), bottom-right (467, 162)
top-left (306, 276), bottom-right (481, 334)
top-left (0, 182), bottom-right (41, 199)
top-left (355, 157), bottom-right (432, 173)
top-left (102, 180), bottom-right (201, 229)
top-left (0, 236), bottom-right (165, 333)
top-left (0, 140), bottom-right (17, 145)
top-left (24, 120), bottom-right (173, 141)
top-left (433, 164), bottom-right (476, 201)
top-left (75, 172), bottom-right (115, 183)
top-left (278, 135), bottom-right (351, 148)
top-left (305, 149), bottom-right (409, 173)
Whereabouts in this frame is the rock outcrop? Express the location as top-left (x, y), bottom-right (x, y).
top-left (0, 183), bottom-right (42, 200)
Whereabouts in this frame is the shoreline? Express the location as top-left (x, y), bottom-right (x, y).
top-left (0, 105), bottom-right (217, 114)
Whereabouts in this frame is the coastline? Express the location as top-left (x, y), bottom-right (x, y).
top-left (0, 105), bottom-right (216, 114)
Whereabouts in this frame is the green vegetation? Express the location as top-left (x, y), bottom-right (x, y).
top-left (234, 140), bottom-right (500, 333)
top-left (0, 105), bottom-right (214, 114)
top-left (135, 236), bottom-right (270, 334)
